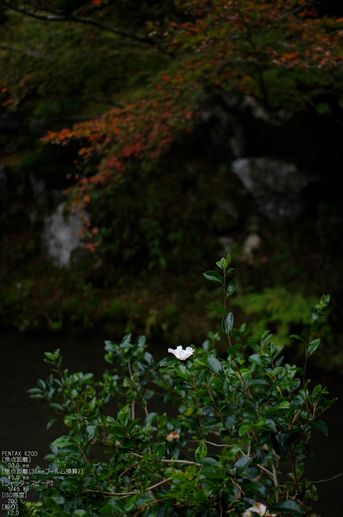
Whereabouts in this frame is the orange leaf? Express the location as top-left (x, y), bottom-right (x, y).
top-left (166, 431), bottom-right (180, 441)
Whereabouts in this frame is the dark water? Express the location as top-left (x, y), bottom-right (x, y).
top-left (1, 330), bottom-right (342, 516)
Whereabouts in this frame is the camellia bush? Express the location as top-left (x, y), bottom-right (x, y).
top-left (1, 255), bottom-right (336, 516)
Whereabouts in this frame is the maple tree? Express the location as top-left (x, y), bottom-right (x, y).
top-left (1, 0), bottom-right (343, 262)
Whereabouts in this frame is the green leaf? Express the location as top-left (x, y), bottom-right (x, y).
top-left (175, 364), bottom-right (190, 380)
top-left (308, 338), bottom-right (320, 357)
top-left (227, 278), bottom-right (237, 297)
top-left (27, 388), bottom-right (43, 394)
top-left (224, 253), bottom-right (231, 269)
top-left (37, 379), bottom-right (46, 389)
top-left (206, 305), bottom-right (227, 316)
top-left (194, 356), bottom-right (208, 367)
top-left (73, 511), bottom-right (89, 517)
top-left (82, 373), bottom-right (94, 383)
top-left (248, 354), bottom-right (270, 366)
top-left (47, 417), bottom-right (58, 430)
top-left (155, 502), bottom-right (170, 517)
top-left (207, 357), bottom-right (222, 374)
top-left (269, 500), bottom-right (304, 515)
top-left (143, 390), bottom-right (154, 400)
top-left (239, 423), bottom-right (253, 436)
top-left (80, 425), bottom-right (97, 444)
top-left (181, 416), bottom-right (200, 429)
top-left (145, 412), bottom-right (158, 426)
top-left (100, 499), bottom-right (125, 515)
top-left (234, 456), bottom-right (253, 474)
top-left (203, 270), bottom-right (224, 284)
top-left (320, 294), bottom-right (330, 305)
top-left (118, 404), bottom-right (131, 426)
top-left (249, 379), bottom-right (269, 387)
top-left (312, 305), bottom-right (321, 321)
top-left (201, 415), bottom-right (220, 428)
top-left (50, 402), bottom-right (63, 411)
top-left (244, 481), bottom-right (268, 498)
top-left (290, 334), bottom-right (307, 344)
top-left (226, 344), bottom-right (241, 356)
top-left (224, 415), bottom-right (237, 427)
top-left (195, 441), bottom-right (207, 461)
top-left (221, 312), bottom-right (234, 334)
top-left (311, 320), bottom-right (320, 332)
top-left (271, 433), bottom-right (289, 459)
top-left (44, 497), bottom-right (62, 509)
top-left (53, 435), bottom-right (77, 448)
top-left (201, 457), bottom-right (219, 467)
top-left (278, 401), bottom-right (291, 409)
top-left (64, 413), bottom-right (79, 426)
top-left (158, 357), bottom-right (177, 367)
top-left (216, 258), bottom-right (225, 270)
top-left (308, 420), bottom-right (328, 436)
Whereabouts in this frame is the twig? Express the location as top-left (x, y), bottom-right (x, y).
top-left (277, 1), bottom-right (312, 21)
top-left (131, 452), bottom-right (203, 467)
top-left (77, 443), bottom-right (100, 491)
top-left (308, 472), bottom-right (343, 484)
top-left (189, 440), bottom-right (233, 448)
top-left (272, 461), bottom-right (280, 502)
top-left (257, 463), bottom-right (274, 481)
top-left (84, 488), bottom-right (137, 496)
top-left (147, 478), bottom-right (173, 490)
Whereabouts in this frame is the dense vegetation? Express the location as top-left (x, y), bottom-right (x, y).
top-left (3, 256), bottom-right (337, 517)
top-left (1, 0), bottom-right (343, 367)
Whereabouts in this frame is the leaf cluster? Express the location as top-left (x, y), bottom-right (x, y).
top-left (1, 256), bottom-right (336, 517)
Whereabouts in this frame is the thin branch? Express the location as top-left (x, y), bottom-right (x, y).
top-left (308, 472), bottom-right (343, 484)
top-left (272, 461), bottom-right (280, 502)
top-left (84, 488), bottom-right (137, 496)
top-left (256, 463), bottom-right (274, 481)
top-left (77, 442), bottom-right (100, 491)
top-left (277, 1), bottom-right (312, 21)
top-left (0, 0), bottom-right (175, 57)
top-left (189, 439), bottom-right (233, 448)
top-left (0, 44), bottom-right (28, 54)
top-left (131, 452), bottom-right (203, 467)
top-left (147, 477), bottom-right (173, 490)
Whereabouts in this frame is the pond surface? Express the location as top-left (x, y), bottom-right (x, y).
top-left (1, 330), bottom-right (342, 516)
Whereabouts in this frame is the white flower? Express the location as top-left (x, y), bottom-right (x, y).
top-left (242, 503), bottom-right (276, 517)
top-left (168, 346), bottom-right (194, 361)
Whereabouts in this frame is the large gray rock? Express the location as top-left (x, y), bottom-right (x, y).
top-left (231, 158), bottom-right (309, 221)
top-left (42, 202), bottom-right (89, 267)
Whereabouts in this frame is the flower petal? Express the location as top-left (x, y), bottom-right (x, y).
top-left (168, 346), bottom-right (194, 360)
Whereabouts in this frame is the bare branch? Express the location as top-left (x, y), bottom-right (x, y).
top-left (277, 1), bottom-right (313, 21)
top-left (0, 44), bottom-right (28, 54)
top-left (131, 452), bottom-right (203, 467)
top-left (0, 0), bottom-right (175, 57)
top-left (308, 472), bottom-right (343, 484)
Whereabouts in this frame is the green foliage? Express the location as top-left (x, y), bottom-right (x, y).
top-left (1, 256), bottom-right (336, 516)
top-left (231, 287), bottom-right (326, 346)
top-left (0, 233), bottom-right (212, 341)
top-left (230, 288), bottom-right (334, 368)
